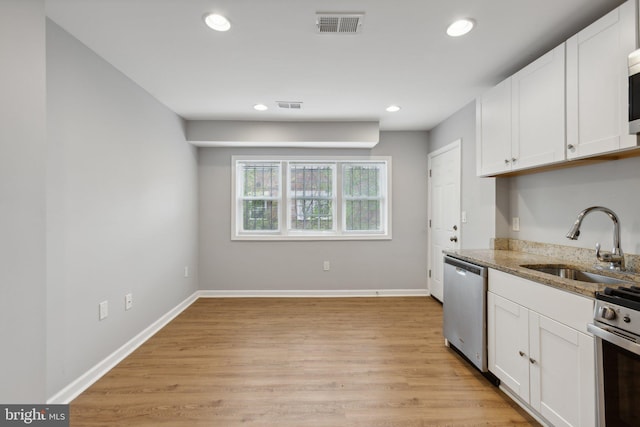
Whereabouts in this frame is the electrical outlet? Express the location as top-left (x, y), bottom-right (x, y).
top-left (512, 217), bottom-right (520, 232)
top-left (184, 266), bottom-right (189, 278)
top-left (99, 301), bottom-right (108, 320)
top-left (461, 211), bottom-right (467, 223)
top-left (125, 293), bottom-right (133, 311)
top-left (323, 261), bottom-right (330, 271)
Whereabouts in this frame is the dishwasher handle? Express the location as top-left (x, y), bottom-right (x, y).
top-left (444, 255), bottom-right (487, 277)
top-left (455, 267), bottom-right (467, 277)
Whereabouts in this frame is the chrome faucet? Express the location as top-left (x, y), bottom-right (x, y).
top-left (566, 206), bottom-right (625, 271)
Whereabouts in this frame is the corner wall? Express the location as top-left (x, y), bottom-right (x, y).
top-left (46, 21), bottom-right (199, 398)
top-left (198, 131), bottom-right (429, 292)
top-left (0, 0), bottom-right (47, 403)
top-left (428, 102), bottom-right (499, 249)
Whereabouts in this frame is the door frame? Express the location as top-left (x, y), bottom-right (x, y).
top-left (427, 139), bottom-right (462, 298)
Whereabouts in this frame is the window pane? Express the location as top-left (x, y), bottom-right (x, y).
top-left (289, 164), bottom-right (334, 230)
top-left (343, 163), bottom-right (384, 231)
top-left (243, 200), bottom-right (279, 230)
top-left (290, 199), bottom-right (333, 230)
top-left (242, 163), bottom-right (279, 197)
top-left (343, 164), bottom-right (380, 197)
top-left (290, 164), bottom-right (332, 197)
top-left (346, 200), bottom-right (381, 231)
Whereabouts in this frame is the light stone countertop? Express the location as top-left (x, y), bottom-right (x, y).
top-left (443, 247), bottom-right (640, 298)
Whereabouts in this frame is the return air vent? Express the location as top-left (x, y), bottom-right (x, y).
top-left (316, 13), bottom-right (364, 34)
top-left (277, 101), bottom-right (303, 109)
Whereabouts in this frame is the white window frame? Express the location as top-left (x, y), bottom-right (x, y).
top-left (232, 156), bottom-right (392, 241)
top-left (235, 161), bottom-right (283, 235)
top-left (286, 162), bottom-right (338, 236)
top-left (341, 162), bottom-right (388, 235)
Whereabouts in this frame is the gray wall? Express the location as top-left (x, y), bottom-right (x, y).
top-left (428, 102), bottom-right (500, 249)
top-left (506, 157), bottom-right (640, 255)
top-left (0, 0), bottom-right (47, 403)
top-left (198, 131), bottom-right (429, 291)
top-left (46, 22), bottom-right (199, 397)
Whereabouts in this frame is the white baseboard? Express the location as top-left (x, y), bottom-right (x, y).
top-left (47, 288), bottom-right (427, 404)
top-left (47, 292), bottom-right (200, 404)
top-left (197, 289), bottom-right (429, 298)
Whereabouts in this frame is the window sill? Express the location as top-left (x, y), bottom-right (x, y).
top-left (231, 233), bottom-right (392, 241)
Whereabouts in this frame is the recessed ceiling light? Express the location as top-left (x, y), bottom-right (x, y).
top-left (386, 105), bottom-right (401, 113)
top-left (447, 19), bottom-right (474, 37)
top-left (204, 13), bottom-right (231, 32)
top-left (253, 104), bottom-right (268, 111)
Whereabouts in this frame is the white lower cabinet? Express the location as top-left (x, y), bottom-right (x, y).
top-left (487, 269), bottom-right (595, 427)
top-left (488, 292), bottom-right (531, 401)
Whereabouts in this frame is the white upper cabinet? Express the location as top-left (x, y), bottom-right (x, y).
top-left (512, 44), bottom-right (566, 170)
top-left (566, 0), bottom-right (637, 159)
top-left (477, 0), bottom-right (640, 176)
top-left (476, 78), bottom-right (512, 176)
top-left (477, 43), bottom-right (566, 176)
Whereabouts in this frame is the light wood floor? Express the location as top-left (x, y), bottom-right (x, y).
top-left (71, 297), bottom-right (539, 426)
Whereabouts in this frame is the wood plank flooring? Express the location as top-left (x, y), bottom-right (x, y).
top-left (71, 297), bottom-right (539, 426)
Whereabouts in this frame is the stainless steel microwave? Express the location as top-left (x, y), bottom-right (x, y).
top-left (629, 49), bottom-right (640, 133)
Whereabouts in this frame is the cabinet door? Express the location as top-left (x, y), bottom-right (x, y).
top-left (566, 0), bottom-right (637, 159)
top-left (487, 292), bottom-right (530, 401)
top-left (512, 43), bottom-right (566, 170)
top-left (476, 78), bottom-right (512, 176)
top-left (529, 313), bottom-right (596, 427)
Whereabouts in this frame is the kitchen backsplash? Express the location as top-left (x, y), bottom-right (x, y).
top-left (490, 238), bottom-right (640, 274)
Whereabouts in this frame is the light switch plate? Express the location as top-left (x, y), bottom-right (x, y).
top-left (125, 293), bottom-right (133, 311)
top-left (99, 301), bottom-right (108, 320)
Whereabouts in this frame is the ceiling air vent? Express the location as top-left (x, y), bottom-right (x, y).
top-left (277, 101), bottom-right (303, 109)
top-left (316, 13), bottom-right (364, 34)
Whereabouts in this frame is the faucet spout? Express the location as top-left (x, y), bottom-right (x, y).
top-left (566, 206), bottom-right (625, 271)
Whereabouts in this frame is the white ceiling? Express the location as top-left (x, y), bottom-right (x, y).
top-left (45, 0), bottom-right (626, 131)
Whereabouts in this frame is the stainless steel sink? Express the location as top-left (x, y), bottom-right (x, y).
top-left (520, 264), bottom-right (631, 285)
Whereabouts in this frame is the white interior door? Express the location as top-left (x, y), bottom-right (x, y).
top-left (427, 140), bottom-right (461, 302)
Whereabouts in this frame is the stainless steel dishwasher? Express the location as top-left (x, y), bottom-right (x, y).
top-left (443, 255), bottom-right (489, 373)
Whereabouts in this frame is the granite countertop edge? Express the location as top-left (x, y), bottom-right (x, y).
top-left (443, 249), bottom-right (640, 299)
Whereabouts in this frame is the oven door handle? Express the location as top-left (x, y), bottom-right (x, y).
top-left (588, 323), bottom-right (640, 356)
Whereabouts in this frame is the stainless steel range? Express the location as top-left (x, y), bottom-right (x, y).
top-left (588, 286), bottom-right (640, 427)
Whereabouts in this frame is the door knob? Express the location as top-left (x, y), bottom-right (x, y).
top-left (450, 236), bottom-right (458, 242)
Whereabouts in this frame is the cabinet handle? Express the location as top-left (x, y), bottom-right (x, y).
top-left (504, 159), bottom-right (510, 165)
top-left (518, 351), bottom-right (525, 357)
top-left (529, 357), bottom-right (537, 365)
top-left (567, 144), bottom-right (575, 150)
top-left (511, 157), bottom-right (517, 163)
